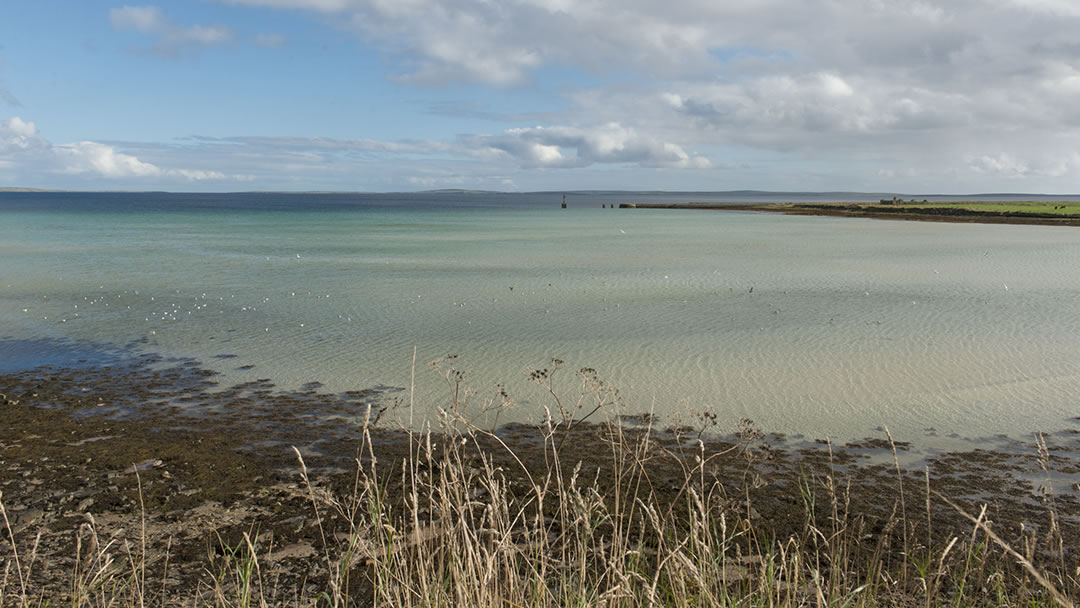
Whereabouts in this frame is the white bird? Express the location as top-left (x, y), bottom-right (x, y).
top-left (1003, 283), bottom-right (1009, 291)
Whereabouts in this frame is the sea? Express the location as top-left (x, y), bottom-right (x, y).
top-left (3, 191), bottom-right (1080, 448)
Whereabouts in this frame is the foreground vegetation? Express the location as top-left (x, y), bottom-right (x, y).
top-left (2, 358), bottom-right (1078, 607)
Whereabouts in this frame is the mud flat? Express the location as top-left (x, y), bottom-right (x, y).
top-left (621, 201), bottom-right (1080, 226)
top-left (4, 355), bottom-right (1080, 604)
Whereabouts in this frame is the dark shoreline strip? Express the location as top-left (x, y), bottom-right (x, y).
top-left (619, 202), bottom-right (1080, 226)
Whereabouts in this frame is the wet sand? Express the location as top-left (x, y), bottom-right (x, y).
top-left (3, 355), bottom-right (1080, 602)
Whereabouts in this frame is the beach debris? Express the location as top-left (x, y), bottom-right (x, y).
top-left (67, 435), bottom-right (118, 447)
top-left (124, 459), bottom-right (164, 474)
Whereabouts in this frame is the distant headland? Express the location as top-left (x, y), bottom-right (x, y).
top-left (620, 200), bottom-right (1080, 226)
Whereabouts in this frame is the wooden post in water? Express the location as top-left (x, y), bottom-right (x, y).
top-left (562, 194), bottom-right (567, 208)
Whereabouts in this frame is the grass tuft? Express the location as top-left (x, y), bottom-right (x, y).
top-left (3, 364), bottom-right (1078, 606)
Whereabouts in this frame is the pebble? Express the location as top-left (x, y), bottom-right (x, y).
top-left (15, 508), bottom-right (44, 527)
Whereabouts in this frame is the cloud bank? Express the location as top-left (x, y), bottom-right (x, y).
top-left (209, 0), bottom-right (1080, 191)
top-left (462, 124), bottom-right (710, 169)
top-left (0, 117), bottom-right (234, 183)
top-left (8, 1), bottom-right (1080, 190)
top-left (1, 115), bottom-right (711, 189)
top-left (110, 5), bottom-right (232, 56)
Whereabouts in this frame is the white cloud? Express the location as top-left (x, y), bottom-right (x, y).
top-left (181, 25), bottom-right (232, 45)
top-left (969, 152), bottom-right (1080, 179)
top-left (659, 73), bottom-right (971, 147)
top-left (57, 141), bottom-right (163, 177)
top-left (1, 116), bottom-right (237, 183)
top-left (216, 0), bottom-right (1078, 93)
top-left (110, 5), bottom-right (164, 32)
top-left (57, 141), bottom-right (228, 180)
top-left (461, 123), bottom-right (710, 169)
top-left (110, 5), bottom-right (232, 56)
top-left (224, 0), bottom-right (730, 85)
top-left (1, 117), bottom-right (50, 163)
top-left (254, 33), bottom-right (287, 48)
top-left (169, 168), bottom-right (228, 180)
top-left (968, 153), bottom-right (1030, 179)
top-left (2, 116), bottom-right (38, 141)
top-left (185, 125), bottom-right (711, 173)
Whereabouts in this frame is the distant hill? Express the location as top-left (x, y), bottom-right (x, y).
top-left (419, 189), bottom-right (501, 194)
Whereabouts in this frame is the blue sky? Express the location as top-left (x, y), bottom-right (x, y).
top-left (2, 0), bottom-right (1080, 192)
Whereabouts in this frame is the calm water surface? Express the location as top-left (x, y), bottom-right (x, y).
top-left (3, 192), bottom-right (1079, 446)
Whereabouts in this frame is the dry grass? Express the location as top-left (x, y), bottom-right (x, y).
top-left (2, 360), bottom-right (1078, 607)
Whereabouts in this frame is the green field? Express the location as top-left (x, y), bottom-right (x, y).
top-left (871, 200), bottom-right (1080, 215)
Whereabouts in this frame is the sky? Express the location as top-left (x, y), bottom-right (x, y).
top-left (1, 0), bottom-right (1079, 193)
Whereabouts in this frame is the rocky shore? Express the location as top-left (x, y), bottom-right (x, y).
top-left (3, 354), bottom-right (1080, 604)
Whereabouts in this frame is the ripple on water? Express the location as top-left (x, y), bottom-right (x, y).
top-left (4, 208), bottom-right (1080, 446)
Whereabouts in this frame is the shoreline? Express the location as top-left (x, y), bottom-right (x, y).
top-left (620, 201), bottom-right (1080, 226)
top-left (4, 356), bottom-right (1080, 602)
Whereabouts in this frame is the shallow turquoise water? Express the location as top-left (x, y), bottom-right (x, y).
top-left (3, 193), bottom-right (1080, 444)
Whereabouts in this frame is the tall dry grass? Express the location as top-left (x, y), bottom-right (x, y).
top-left (2, 358), bottom-right (1078, 606)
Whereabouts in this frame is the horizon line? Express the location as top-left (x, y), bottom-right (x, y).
top-left (3, 187), bottom-right (1080, 198)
